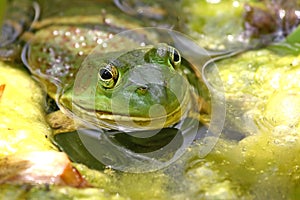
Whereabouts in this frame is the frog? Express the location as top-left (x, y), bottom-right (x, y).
top-left (21, 0), bottom-right (211, 134)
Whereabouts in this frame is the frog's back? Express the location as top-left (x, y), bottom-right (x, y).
top-left (26, 25), bottom-right (115, 82)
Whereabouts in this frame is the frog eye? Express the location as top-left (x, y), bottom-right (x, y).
top-left (169, 47), bottom-right (181, 68)
top-left (98, 64), bottom-right (118, 89)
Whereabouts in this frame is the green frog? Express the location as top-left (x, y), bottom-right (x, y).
top-left (22, 0), bottom-right (211, 133)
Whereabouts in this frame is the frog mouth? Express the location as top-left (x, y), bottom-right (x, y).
top-left (63, 89), bottom-right (192, 132)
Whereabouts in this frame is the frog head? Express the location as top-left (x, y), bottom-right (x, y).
top-left (59, 43), bottom-right (192, 131)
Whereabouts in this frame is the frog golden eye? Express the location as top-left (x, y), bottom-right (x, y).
top-left (169, 47), bottom-right (181, 68)
top-left (98, 64), bottom-right (118, 89)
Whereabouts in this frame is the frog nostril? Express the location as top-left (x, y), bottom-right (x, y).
top-left (136, 86), bottom-right (148, 95)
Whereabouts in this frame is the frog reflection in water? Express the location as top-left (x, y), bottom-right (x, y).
top-left (23, 11), bottom-right (209, 133)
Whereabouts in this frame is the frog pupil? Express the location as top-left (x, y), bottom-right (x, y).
top-left (173, 51), bottom-right (180, 62)
top-left (100, 69), bottom-right (112, 80)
